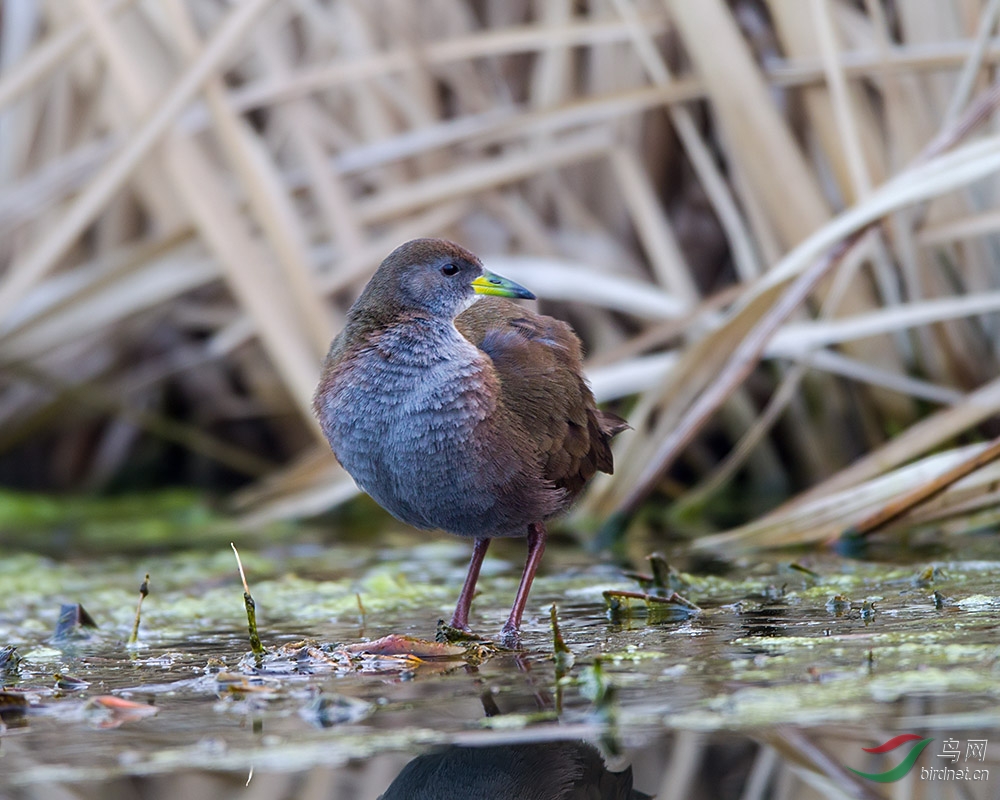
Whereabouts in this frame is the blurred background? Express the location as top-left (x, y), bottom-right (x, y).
top-left (3, 0), bottom-right (1000, 544)
top-left (7, 4), bottom-right (1000, 799)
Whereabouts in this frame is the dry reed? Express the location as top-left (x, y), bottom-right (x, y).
top-left (3, 0), bottom-right (1000, 547)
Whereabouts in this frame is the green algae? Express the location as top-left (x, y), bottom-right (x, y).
top-left (3, 508), bottom-right (1000, 790)
top-left (0, 489), bottom-right (297, 554)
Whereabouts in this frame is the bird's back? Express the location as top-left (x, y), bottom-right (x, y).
top-left (456, 297), bottom-right (627, 503)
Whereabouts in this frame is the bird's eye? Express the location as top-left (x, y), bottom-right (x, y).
top-left (441, 263), bottom-right (460, 276)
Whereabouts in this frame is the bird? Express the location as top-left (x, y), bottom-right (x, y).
top-left (377, 741), bottom-right (652, 799)
top-left (313, 239), bottom-right (627, 648)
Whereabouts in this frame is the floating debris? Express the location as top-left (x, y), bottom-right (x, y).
top-left (604, 589), bottom-right (700, 623)
top-left (84, 696), bottom-right (159, 729)
top-left (0, 645), bottom-right (20, 676)
top-left (299, 692), bottom-right (374, 728)
top-left (0, 690), bottom-right (28, 723)
top-left (52, 603), bottom-right (98, 642)
top-left (343, 633), bottom-right (469, 660)
top-left (825, 595), bottom-right (851, 615)
top-left (622, 552), bottom-right (691, 595)
top-left (436, 620), bottom-right (486, 644)
top-left (234, 634), bottom-right (477, 676)
top-left (911, 566), bottom-right (945, 587)
top-left (762, 584), bottom-right (786, 601)
top-left (54, 672), bottom-right (90, 692)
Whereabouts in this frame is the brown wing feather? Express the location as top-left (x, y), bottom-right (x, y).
top-left (456, 297), bottom-right (626, 501)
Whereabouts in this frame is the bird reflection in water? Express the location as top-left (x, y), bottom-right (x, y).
top-left (378, 740), bottom-right (652, 800)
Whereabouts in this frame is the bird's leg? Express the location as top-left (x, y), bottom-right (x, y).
top-left (498, 522), bottom-right (547, 649)
top-left (449, 536), bottom-right (491, 631)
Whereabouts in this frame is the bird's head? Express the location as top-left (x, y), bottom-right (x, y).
top-left (359, 238), bottom-right (534, 320)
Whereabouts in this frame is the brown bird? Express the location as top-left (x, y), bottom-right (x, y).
top-left (313, 239), bottom-right (627, 647)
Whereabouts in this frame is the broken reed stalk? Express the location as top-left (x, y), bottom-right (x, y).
top-left (128, 573), bottom-right (149, 645)
top-left (550, 604), bottom-right (572, 666)
top-left (550, 604), bottom-right (573, 714)
top-left (231, 543), bottom-right (266, 658)
top-left (617, 232), bottom-right (864, 516)
top-left (844, 433), bottom-right (1000, 539)
top-left (615, 78), bottom-right (1000, 519)
top-left (356, 592), bottom-right (366, 632)
top-left (603, 589), bottom-right (700, 611)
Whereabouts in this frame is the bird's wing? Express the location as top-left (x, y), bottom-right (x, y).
top-left (456, 297), bottom-right (626, 497)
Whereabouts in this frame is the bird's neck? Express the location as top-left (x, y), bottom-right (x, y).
top-left (354, 313), bottom-right (472, 368)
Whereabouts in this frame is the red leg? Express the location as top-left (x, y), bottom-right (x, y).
top-left (498, 522), bottom-right (546, 649)
top-left (449, 537), bottom-right (490, 631)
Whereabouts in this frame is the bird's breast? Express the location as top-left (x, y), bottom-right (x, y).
top-left (318, 341), bottom-right (509, 531)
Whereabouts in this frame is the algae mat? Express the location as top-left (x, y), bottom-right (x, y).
top-left (2, 510), bottom-right (1000, 798)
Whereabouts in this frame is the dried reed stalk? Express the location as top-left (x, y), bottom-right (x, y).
top-left (2, 0), bottom-right (999, 548)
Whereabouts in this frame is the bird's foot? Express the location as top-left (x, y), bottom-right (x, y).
top-left (497, 623), bottom-right (522, 650)
top-left (438, 619), bottom-right (523, 651)
top-left (436, 619), bottom-right (485, 644)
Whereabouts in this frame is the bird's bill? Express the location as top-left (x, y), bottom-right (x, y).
top-left (471, 270), bottom-right (536, 300)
